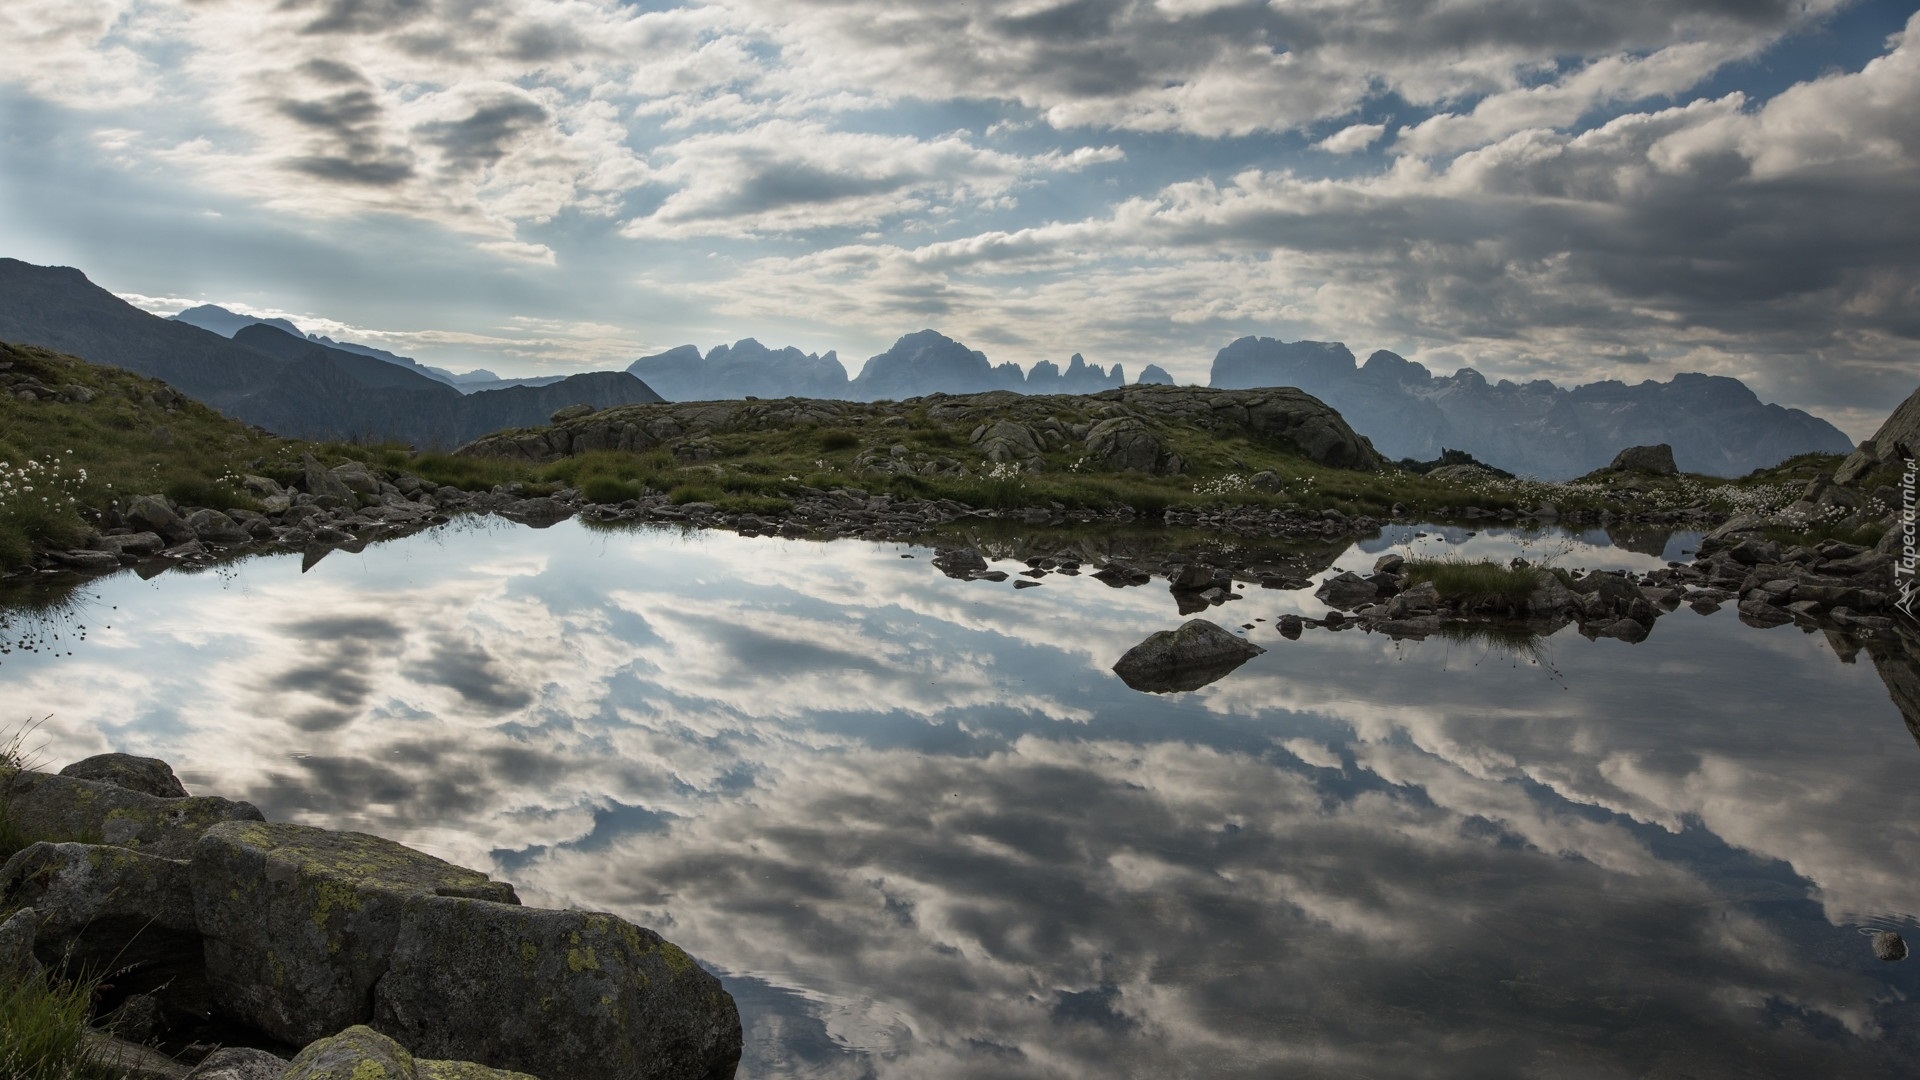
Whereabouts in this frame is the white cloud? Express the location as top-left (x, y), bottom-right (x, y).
top-left (1316, 122), bottom-right (1386, 154)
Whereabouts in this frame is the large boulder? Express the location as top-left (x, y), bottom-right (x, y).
top-left (192, 822), bottom-right (520, 1046)
top-left (185, 509), bottom-right (250, 544)
top-left (374, 898), bottom-right (742, 1080)
top-left (1835, 381), bottom-right (1920, 484)
top-left (1112, 619), bottom-right (1265, 693)
top-left (1314, 572), bottom-right (1379, 610)
top-left (125, 494), bottom-right (192, 542)
top-left (0, 842), bottom-right (206, 1009)
top-left (970, 420), bottom-right (1044, 463)
top-left (281, 1026), bottom-right (537, 1080)
top-left (58, 753), bottom-right (190, 798)
top-left (1608, 444), bottom-right (1678, 475)
top-left (1, 771), bottom-right (263, 858)
top-left (1084, 417), bottom-right (1183, 475)
top-left (301, 454), bottom-right (356, 502)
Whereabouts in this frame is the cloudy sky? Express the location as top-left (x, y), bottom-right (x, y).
top-left (1, 0), bottom-right (1916, 435)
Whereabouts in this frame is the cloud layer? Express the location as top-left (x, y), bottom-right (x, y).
top-left (0, 0), bottom-right (1914, 429)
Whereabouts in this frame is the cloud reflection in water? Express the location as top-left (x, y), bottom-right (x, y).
top-left (2, 520), bottom-right (1918, 1077)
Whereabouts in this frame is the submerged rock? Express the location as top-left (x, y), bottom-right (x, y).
top-left (1112, 619), bottom-right (1266, 693)
top-left (374, 899), bottom-right (744, 1080)
top-left (1873, 931), bottom-right (1909, 962)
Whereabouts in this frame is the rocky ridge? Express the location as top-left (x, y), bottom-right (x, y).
top-left (0, 754), bottom-right (742, 1080)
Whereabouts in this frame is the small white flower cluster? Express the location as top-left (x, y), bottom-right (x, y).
top-left (1193, 473), bottom-right (1250, 497)
top-left (0, 450), bottom-right (84, 518)
top-left (984, 461), bottom-right (1023, 481)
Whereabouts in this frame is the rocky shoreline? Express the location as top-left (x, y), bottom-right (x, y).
top-left (0, 754), bottom-right (742, 1080)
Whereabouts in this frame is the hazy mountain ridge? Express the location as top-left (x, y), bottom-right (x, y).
top-left (1209, 337), bottom-right (1853, 478)
top-left (0, 259), bottom-right (663, 447)
top-left (170, 303), bottom-right (554, 394)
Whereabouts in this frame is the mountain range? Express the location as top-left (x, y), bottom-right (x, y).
top-left (0, 259), bottom-right (662, 448)
top-left (1209, 337), bottom-right (1853, 478)
top-left (626, 329), bottom-right (1175, 401)
top-left (0, 257), bottom-right (1856, 476)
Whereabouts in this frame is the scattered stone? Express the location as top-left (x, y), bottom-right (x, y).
top-left (932, 548), bottom-right (989, 578)
top-left (183, 1047), bottom-right (290, 1080)
top-left (1013, 579), bottom-right (1041, 589)
top-left (1372, 554), bottom-right (1405, 575)
top-left (1873, 931), bottom-right (1909, 962)
top-left (1276, 614), bottom-right (1303, 639)
top-left (1314, 572), bottom-right (1378, 610)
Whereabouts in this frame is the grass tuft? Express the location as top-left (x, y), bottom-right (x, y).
top-left (1403, 557), bottom-right (1544, 607)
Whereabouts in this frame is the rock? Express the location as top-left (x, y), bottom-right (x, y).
top-left (1873, 931), bottom-right (1909, 962)
top-left (282, 1026), bottom-right (414, 1080)
top-left (0, 906), bottom-right (41, 983)
top-left (301, 454), bottom-right (356, 502)
top-left (329, 461), bottom-right (383, 498)
top-left (240, 475), bottom-right (286, 500)
top-left (932, 548), bottom-right (989, 579)
top-left (1, 771), bottom-right (263, 859)
top-left (1595, 618), bottom-right (1651, 643)
top-left (99, 531), bottom-right (168, 557)
top-left (1314, 572), bottom-right (1379, 610)
top-left (970, 420), bottom-right (1044, 463)
top-left (1372, 554), bottom-right (1405, 575)
top-left (127, 494), bottom-right (191, 542)
top-left (1169, 563), bottom-right (1230, 592)
top-left (51, 548), bottom-right (122, 570)
top-left (495, 497), bottom-right (573, 528)
top-left (1112, 619), bottom-right (1266, 693)
top-left (184, 1048), bottom-right (290, 1080)
top-left (106, 992), bottom-right (168, 1044)
top-left (81, 1031), bottom-right (192, 1080)
top-left (185, 509), bottom-right (250, 544)
top-left (1277, 614), bottom-right (1303, 639)
top-left (374, 898), bottom-right (743, 1080)
top-left (59, 753), bottom-right (191, 798)
top-left (192, 821), bottom-right (520, 1046)
top-left (1084, 416), bottom-right (1181, 475)
top-left (550, 403), bottom-right (597, 424)
top-left (0, 841), bottom-right (198, 951)
top-left (1609, 444), bottom-right (1678, 475)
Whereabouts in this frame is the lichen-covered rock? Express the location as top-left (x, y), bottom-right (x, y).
top-left (192, 822), bottom-right (520, 1046)
top-left (0, 906), bottom-right (41, 982)
top-left (58, 753), bottom-right (190, 798)
top-left (1, 770), bottom-right (263, 858)
top-left (283, 1026), bottom-right (414, 1080)
top-left (1111, 619), bottom-right (1265, 694)
top-left (80, 1031), bottom-right (193, 1080)
top-left (373, 898), bottom-right (742, 1080)
top-left (1084, 416), bottom-right (1180, 474)
top-left (183, 1047), bottom-right (290, 1080)
top-left (1, 842), bottom-right (204, 1004)
top-left (416, 1061), bottom-right (542, 1080)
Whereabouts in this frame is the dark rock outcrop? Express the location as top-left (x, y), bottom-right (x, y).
top-left (58, 752), bottom-right (190, 797)
top-left (1608, 444), bottom-right (1678, 475)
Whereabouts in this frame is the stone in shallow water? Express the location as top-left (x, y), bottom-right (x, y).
top-left (1112, 619), bottom-right (1265, 694)
top-left (1873, 931), bottom-right (1908, 962)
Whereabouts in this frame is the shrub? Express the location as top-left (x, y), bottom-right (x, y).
top-left (819, 429), bottom-right (860, 452)
top-left (580, 476), bottom-right (642, 504)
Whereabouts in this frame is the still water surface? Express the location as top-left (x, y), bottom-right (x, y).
top-left (3, 519), bottom-right (1918, 1078)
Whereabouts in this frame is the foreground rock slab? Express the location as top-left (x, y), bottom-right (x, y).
top-left (374, 898), bottom-right (744, 1080)
top-left (193, 821), bottom-right (521, 1046)
top-left (1, 771), bottom-right (263, 859)
top-left (1112, 618), bottom-right (1266, 693)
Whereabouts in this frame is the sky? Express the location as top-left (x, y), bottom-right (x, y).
top-left (1, 0), bottom-right (1916, 437)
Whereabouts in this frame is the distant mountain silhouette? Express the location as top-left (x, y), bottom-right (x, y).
top-left (630, 330), bottom-right (1138, 402)
top-left (171, 302), bottom-right (558, 394)
top-left (0, 259), bottom-right (663, 447)
top-left (1209, 336), bottom-right (1852, 478)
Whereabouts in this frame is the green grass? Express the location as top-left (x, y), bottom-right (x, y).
top-left (1403, 557), bottom-right (1545, 608)
top-left (0, 971), bottom-right (117, 1080)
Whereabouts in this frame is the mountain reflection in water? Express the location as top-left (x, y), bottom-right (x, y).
top-left (2, 518), bottom-right (1918, 1078)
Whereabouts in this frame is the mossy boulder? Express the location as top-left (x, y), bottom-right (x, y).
top-left (192, 822), bottom-right (520, 1046)
top-left (58, 753), bottom-right (190, 798)
top-left (0, 906), bottom-right (40, 982)
top-left (282, 1026), bottom-right (537, 1080)
top-left (373, 898), bottom-right (743, 1080)
top-left (182, 1047), bottom-right (290, 1080)
top-left (1, 770), bottom-right (262, 859)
